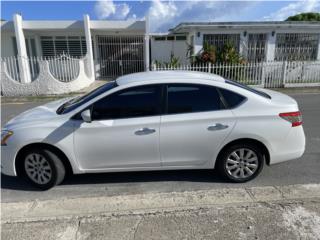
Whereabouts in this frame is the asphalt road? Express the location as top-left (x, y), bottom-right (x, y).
top-left (1, 93), bottom-right (320, 203)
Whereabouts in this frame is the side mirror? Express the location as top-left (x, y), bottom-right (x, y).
top-left (81, 109), bottom-right (92, 123)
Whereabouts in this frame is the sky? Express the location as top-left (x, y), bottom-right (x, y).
top-left (1, 0), bottom-right (320, 32)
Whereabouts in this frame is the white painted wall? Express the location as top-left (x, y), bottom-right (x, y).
top-left (1, 33), bottom-right (16, 57)
top-left (151, 39), bottom-right (189, 64)
top-left (1, 56), bottom-right (94, 96)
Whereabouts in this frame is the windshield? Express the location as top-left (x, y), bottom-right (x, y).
top-left (225, 79), bottom-right (271, 99)
top-left (56, 81), bottom-right (118, 114)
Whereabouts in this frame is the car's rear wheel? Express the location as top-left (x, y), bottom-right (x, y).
top-left (22, 149), bottom-right (65, 190)
top-left (217, 143), bottom-right (264, 182)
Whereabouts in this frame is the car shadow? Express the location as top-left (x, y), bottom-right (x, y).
top-left (1, 169), bottom-right (226, 191)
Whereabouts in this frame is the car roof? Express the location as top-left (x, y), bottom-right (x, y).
top-left (116, 71), bottom-right (226, 86)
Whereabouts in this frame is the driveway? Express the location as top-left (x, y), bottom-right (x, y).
top-left (1, 93), bottom-right (320, 203)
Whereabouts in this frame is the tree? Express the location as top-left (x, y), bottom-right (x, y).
top-left (286, 12), bottom-right (320, 21)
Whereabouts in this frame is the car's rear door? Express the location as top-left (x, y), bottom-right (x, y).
top-left (160, 83), bottom-right (236, 167)
top-left (73, 84), bottom-right (162, 170)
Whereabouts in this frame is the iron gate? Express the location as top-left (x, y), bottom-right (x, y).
top-left (96, 35), bottom-right (144, 79)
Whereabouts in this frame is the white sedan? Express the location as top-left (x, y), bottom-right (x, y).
top-left (1, 71), bottom-right (305, 189)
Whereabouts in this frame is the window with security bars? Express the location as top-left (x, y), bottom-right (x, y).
top-left (203, 34), bottom-right (240, 53)
top-left (247, 34), bottom-right (267, 62)
top-left (40, 36), bottom-right (87, 57)
top-left (275, 33), bottom-right (319, 61)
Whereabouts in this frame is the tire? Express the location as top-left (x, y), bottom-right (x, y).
top-left (22, 148), bottom-right (66, 190)
top-left (217, 143), bottom-right (264, 183)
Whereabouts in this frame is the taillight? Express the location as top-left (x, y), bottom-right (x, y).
top-left (279, 111), bottom-right (302, 127)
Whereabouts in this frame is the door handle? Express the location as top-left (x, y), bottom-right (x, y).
top-left (135, 127), bottom-right (156, 135)
top-left (207, 123), bottom-right (229, 131)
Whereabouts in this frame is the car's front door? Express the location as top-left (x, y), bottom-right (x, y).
top-left (160, 84), bottom-right (236, 167)
top-left (73, 85), bottom-right (162, 170)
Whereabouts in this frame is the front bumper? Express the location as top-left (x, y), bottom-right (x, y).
top-left (1, 145), bottom-right (18, 176)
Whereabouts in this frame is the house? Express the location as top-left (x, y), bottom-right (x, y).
top-left (1, 14), bottom-right (320, 96)
top-left (1, 14), bottom-right (148, 81)
top-left (151, 21), bottom-right (320, 64)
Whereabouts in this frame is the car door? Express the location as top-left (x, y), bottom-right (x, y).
top-left (160, 83), bottom-right (236, 167)
top-left (73, 84), bottom-right (162, 170)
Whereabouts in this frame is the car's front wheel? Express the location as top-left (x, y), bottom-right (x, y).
top-left (217, 143), bottom-right (264, 182)
top-left (22, 148), bottom-right (65, 190)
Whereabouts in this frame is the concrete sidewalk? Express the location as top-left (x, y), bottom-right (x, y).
top-left (2, 184), bottom-right (320, 240)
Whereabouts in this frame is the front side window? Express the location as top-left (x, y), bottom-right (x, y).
top-left (92, 85), bottom-right (161, 120)
top-left (167, 84), bottom-right (225, 114)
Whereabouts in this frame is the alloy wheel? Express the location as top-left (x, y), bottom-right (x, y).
top-left (24, 153), bottom-right (52, 185)
top-left (225, 148), bottom-right (259, 179)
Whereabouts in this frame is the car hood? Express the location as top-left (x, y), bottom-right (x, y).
top-left (4, 97), bottom-right (72, 129)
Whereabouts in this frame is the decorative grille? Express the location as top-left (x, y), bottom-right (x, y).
top-left (247, 34), bottom-right (267, 62)
top-left (40, 36), bottom-right (87, 57)
top-left (203, 34), bottom-right (240, 53)
top-left (275, 33), bottom-right (319, 61)
top-left (97, 35), bottom-right (144, 78)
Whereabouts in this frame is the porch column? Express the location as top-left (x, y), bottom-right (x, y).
top-left (144, 14), bottom-right (150, 71)
top-left (83, 14), bottom-right (95, 80)
top-left (13, 13), bottom-right (31, 83)
top-left (266, 32), bottom-right (276, 61)
top-left (240, 32), bottom-right (248, 59)
top-left (194, 31), bottom-right (203, 54)
top-left (317, 33), bottom-right (320, 60)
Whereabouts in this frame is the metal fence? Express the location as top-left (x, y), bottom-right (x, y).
top-left (1, 55), bottom-right (80, 82)
top-left (152, 61), bottom-right (320, 88)
top-left (0, 56), bottom-right (39, 82)
top-left (46, 55), bottom-right (80, 82)
top-left (96, 35), bottom-right (144, 78)
top-left (275, 33), bottom-right (319, 61)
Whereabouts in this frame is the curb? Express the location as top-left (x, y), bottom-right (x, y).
top-left (2, 183), bottom-right (320, 223)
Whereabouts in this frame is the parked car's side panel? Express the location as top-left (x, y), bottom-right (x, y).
top-left (160, 110), bottom-right (236, 167)
top-left (1, 119), bottom-right (80, 176)
top-left (73, 116), bottom-right (161, 170)
top-left (73, 84), bottom-right (163, 170)
top-left (159, 82), bottom-right (237, 167)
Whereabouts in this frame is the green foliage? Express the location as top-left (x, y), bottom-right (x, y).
top-left (154, 54), bottom-right (180, 68)
top-left (286, 12), bottom-right (320, 21)
top-left (194, 41), bottom-right (217, 64)
top-left (216, 42), bottom-right (245, 64)
top-left (193, 41), bottom-right (244, 65)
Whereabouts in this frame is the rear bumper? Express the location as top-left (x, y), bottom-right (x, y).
top-left (1, 145), bottom-right (17, 176)
top-left (269, 126), bottom-right (305, 165)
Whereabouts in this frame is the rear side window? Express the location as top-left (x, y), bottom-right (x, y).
top-left (92, 85), bottom-right (161, 120)
top-left (219, 88), bottom-right (246, 108)
top-left (167, 84), bottom-right (225, 114)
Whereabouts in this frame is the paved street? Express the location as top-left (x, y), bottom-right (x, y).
top-left (1, 93), bottom-right (320, 203)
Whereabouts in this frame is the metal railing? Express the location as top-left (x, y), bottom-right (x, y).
top-left (1, 54), bottom-right (80, 82)
top-left (46, 55), bottom-right (80, 82)
top-left (152, 61), bottom-right (320, 88)
top-left (0, 56), bottom-right (40, 82)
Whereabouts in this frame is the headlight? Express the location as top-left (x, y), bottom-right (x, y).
top-left (1, 130), bottom-right (14, 145)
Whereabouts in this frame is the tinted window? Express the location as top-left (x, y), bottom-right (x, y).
top-left (92, 85), bottom-right (161, 120)
top-left (57, 81), bottom-right (117, 114)
top-left (219, 88), bottom-right (246, 108)
top-left (167, 84), bottom-right (225, 114)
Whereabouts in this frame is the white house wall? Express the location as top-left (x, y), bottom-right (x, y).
top-left (1, 33), bottom-right (16, 57)
top-left (151, 39), bottom-right (189, 64)
top-left (1, 57), bottom-right (94, 96)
